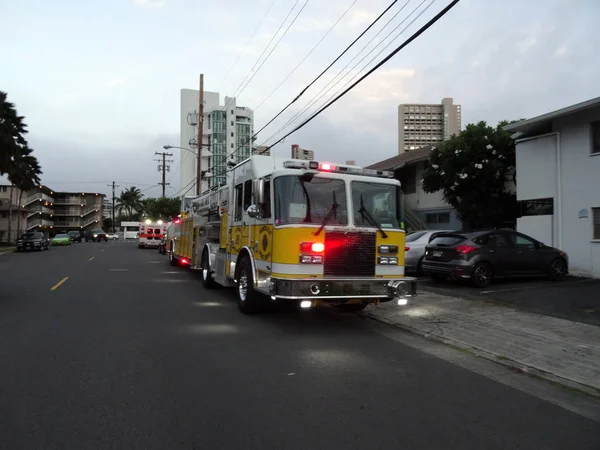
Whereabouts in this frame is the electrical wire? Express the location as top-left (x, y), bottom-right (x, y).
top-left (222, 0), bottom-right (278, 83)
top-left (256, 0), bottom-right (426, 148)
top-left (226, 0), bottom-right (404, 163)
top-left (223, 0), bottom-right (309, 113)
top-left (253, 0), bottom-right (360, 112)
top-left (258, 0), bottom-right (461, 154)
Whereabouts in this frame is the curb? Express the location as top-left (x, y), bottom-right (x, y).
top-left (362, 310), bottom-right (600, 400)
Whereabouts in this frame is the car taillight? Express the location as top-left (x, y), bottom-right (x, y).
top-left (405, 247), bottom-right (410, 251)
top-left (300, 242), bottom-right (324, 253)
top-left (180, 258), bottom-right (189, 265)
top-left (456, 244), bottom-right (477, 254)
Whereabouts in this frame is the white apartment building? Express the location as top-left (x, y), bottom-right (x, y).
top-left (179, 89), bottom-right (254, 196)
top-left (398, 97), bottom-right (461, 154)
top-left (505, 96), bottom-right (600, 278)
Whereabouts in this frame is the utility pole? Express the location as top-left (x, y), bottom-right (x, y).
top-left (196, 73), bottom-right (204, 196)
top-left (107, 181), bottom-right (120, 233)
top-left (155, 151), bottom-right (174, 197)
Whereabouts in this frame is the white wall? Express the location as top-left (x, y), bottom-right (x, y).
top-left (404, 162), bottom-right (447, 211)
top-left (515, 107), bottom-right (600, 277)
top-left (554, 109), bottom-right (600, 277)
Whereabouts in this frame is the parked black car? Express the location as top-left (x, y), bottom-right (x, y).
top-left (16, 231), bottom-right (50, 252)
top-left (67, 230), bottom-right (83, 243)
top-left (422, 229), bottom-right (569, 288)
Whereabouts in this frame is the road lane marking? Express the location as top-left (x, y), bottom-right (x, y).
top-left (50, 277), bottom-right (69, 291)
top-left (109, 269), bottom-right (128, 272)
top-left (89, 257), bottom-right (95, 261)
top-left (101, 249), bottom-right (105, 252)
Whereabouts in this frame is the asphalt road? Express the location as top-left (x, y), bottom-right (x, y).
top-left (1, 242), bottom-right (599, 450)
top-left (417, 275), bottom-right (600, 326)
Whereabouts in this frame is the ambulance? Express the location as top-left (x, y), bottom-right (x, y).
top-left (138, 219), bottom-right (168, 249)
top-left (168, 155), bottom-right (417, 314)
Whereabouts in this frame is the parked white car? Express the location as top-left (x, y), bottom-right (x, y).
top-left (405, 230), bottom-right (454, 274)
top-left (106, 233), bottom-right (119, 240)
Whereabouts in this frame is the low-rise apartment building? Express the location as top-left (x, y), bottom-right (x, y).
top-left (0, 181), bottom-right (105, 241)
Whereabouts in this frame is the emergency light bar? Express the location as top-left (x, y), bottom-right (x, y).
top-left (283, 160), bottom-right (394, 179)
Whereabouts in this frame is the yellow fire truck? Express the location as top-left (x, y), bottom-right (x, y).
top-left (166, 155), bottom-right (417, 314)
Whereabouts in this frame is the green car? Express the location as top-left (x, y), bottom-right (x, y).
top-left (52, 234), bottom-right (72, 246)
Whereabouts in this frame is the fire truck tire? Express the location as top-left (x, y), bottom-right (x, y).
top-left (236, 257), bottom-right (265, 314)
top-left (201, 250), bottom-right (215, 289)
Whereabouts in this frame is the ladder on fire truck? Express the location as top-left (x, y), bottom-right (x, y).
top-left (194, 185), bottom-right (229, 217)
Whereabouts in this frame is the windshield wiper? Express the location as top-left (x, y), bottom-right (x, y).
top-left (314, 191), bottom-right (339, 236)
top-left (359, 195), bottom-right (388, 238)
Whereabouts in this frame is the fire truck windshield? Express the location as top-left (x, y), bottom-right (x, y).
top-left (274, 175), bottom-right (348, 226)
top-left (351, 181), bottom-right (403, 229)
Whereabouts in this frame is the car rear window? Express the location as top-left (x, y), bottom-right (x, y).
top-left (429, 234), bottom-right (468, 247)
top-left (406, 231), bottom-right (427, 242)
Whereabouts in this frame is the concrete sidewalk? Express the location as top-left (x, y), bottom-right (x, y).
top-left (362, 292), bottom-right (600, 398)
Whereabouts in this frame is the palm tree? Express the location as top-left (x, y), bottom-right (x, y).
top-left (116, 187), bottom-right (144, 218)
top-left (0, 91), bottom-right (29, 177)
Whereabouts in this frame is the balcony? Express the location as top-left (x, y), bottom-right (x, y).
top-left (82, 207), bottom-right (99, 216)
top-left (27, 206), bottom-right (54, 218)
top-left (24, 193), bottom-right (54, 206)
top-left (53, 197), bottom-right (82, 206)
top-left (27, 219), bottom-right (54, 230)
top-left (53, 208), bottom-right (83, 216)
top-left (54, 219), bottom-right (81, 227)
top-left (82, 216), bottom-right (100, 227)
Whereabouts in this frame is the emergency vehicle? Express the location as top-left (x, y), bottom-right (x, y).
top-left (138, 219), bottom-right (168, 248)
top-left (167, 155), bottom-right (417, 314)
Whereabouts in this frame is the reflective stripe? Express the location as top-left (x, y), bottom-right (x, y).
top-left (271, 262), bottom-right (322, 275)
top-left (375, 265), bottom-right (404, 276)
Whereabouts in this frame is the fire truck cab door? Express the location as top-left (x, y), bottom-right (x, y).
top-left (228, 180), bottom-right (252, 274)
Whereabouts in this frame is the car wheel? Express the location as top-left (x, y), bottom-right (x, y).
top-left (471, 262), bottom-right (493, 288)
top-left (548, 258), bottom-right (567, 281)
top-left (416, 256), bottom-right (424, 276)
top-left (235, 256), bottom-right (265, 314)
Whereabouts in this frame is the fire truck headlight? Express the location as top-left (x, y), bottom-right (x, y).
top-left (145, 219), bottom-right (152, 225)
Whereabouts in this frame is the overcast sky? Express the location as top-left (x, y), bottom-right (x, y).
top-left (1, 0), bottom-right (598, 198)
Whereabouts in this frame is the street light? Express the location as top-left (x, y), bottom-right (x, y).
top-left (162, 145), bottom-right (198, 157)
top-left (163, 144), bottom-right (214, 196)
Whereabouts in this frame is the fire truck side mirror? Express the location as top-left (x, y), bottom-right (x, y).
top-left (253, 179), bottom-right (265, 205)
top-left (247, 204), bottom-right (259, 218)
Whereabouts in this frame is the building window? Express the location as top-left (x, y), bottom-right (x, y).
top-left (425, 212), bottom-right (451, 224)
top-left (231, 110), bottom-right (234, 115)
top-left (591, 121), bottom-right (600, 154)
top-left (593, 207), bottom-right (600, 240)
top-left (518, 198), bottom-right (554, 216)
top-left (402, 165), bottom-right (417, 194)
top-left (231, 143), bottom-right (234, 148)
top-left (231, 132), bottom-right (234, 137)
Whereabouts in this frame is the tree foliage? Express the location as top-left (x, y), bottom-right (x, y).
top-left (141, 196), bottom-right (181, 221)
top-left (0, 91), bottom-right (42, 186)
top-left (421, 120), bottom-right (523, 229)
top-left (116, 186), bottom-right (144, 217)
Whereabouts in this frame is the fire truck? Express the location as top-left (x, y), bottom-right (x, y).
top-left (138, 219), bottom-right (168, 249)
top-left (167, 155), bottom-right (417, 314)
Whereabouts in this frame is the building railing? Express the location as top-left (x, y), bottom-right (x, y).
top-left (24, 193), bottom-right (54, 206)
top-left (53, 199), bottom-right (82, 206)
top-left (27, 219), bottom-right (53, 229)
top-left (27, 206), bottom-right (54, 218)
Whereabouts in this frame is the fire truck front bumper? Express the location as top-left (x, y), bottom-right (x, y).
top-left (266, 277), bottom-right (418, 305)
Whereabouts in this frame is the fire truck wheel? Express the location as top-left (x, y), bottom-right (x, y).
top-left (201, 250), bottom-right (215, 289)
top-left (236, 257), bottom-right (264, 314)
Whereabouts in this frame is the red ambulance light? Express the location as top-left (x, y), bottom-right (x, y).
top-left (320, 163), bottom-right (334, 171)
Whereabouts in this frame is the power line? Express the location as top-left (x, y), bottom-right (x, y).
top-left (254, 0), bottom-right (360, 112)
top-left (256, 0), bottom-right (431, 147)
top-left (258, 0), bottom-right (461, 154)
top-left (224, 0), bottom-right (405, 166)
top-left (222, 0), bottom-right (278, 83)
top-left (223, 0), bottom-right (309, 112)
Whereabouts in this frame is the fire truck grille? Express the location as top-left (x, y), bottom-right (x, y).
top-left (324, 231), bottom-right (376, 277)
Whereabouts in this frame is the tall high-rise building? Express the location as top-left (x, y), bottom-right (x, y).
top-left (397, 97), bottom-right (461, 154)
top-left (291, 144), bottom-right (314, 160)
top-left (180, 89), bottom-right (254, 195)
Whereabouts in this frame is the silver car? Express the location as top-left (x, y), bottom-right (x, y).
top-left (405, 230), bottom-right (454, 274)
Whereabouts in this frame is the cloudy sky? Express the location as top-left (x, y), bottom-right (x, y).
top-left (1, 0), bottom-right (598, 198)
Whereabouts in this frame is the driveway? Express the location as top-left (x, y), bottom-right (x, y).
top-left (417, 275), bottom-right (600, 327)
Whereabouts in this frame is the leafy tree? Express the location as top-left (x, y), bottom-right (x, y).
top-left (1, 92), bottom-right (43, 243)
top-left (116, 187), bottom-right (144, 218)
top-left (421, 120), bottom-right (523, 229)
top-left (141, 196), bottom-right (181, 221)
top-left (103, 217), bottom-right (113, 231)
